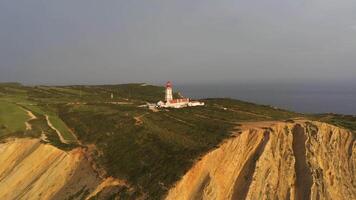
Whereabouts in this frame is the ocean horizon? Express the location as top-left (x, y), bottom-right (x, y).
top-left (176, 81), bottom-right (356, 115)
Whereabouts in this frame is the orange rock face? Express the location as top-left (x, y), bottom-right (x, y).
top-left (0, 138), bottom-right (101, 200)
top-left (166, 122), bottom-right (356, 200)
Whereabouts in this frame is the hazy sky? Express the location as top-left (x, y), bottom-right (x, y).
top-left (1, 0), bottom-right (355, 85)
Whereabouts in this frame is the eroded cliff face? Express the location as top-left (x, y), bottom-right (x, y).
top-left (166, 121), bottom-right (356, 200)
top-left (0, 121), bottom-right (354, 200)
top-left (0, 138), bottom-right (127, 200)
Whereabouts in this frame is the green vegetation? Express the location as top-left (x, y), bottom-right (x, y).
top-left (55, 96), bottom-right (301, 198)
top-left (0, 101), bottom-right (28, 136)
top-left (310, 114), bottom-right (356, 132)
top-left (0, 82), bottom-right (354, 199)
top-left (46, 113), bottom-right (77, 142)
top-left (0, 84), bottom-right (78, 146)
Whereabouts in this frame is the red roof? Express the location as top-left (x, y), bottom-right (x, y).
top-left (166, 81), bottom-right (172, 88)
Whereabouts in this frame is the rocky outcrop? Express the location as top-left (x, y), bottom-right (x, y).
top-left (0, 138), bottom-right (128, 200)
top-left (165, 121), bottom-right (356, 200)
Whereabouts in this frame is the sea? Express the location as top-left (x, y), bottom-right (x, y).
top-left (175, 81), bottom-right (356, 115)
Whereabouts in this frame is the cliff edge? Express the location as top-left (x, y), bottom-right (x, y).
top-left (165, 121), bottom-right (356, 200)
top-left (0, 138), bottom-right (129, 200)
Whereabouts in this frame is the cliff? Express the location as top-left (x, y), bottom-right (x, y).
top-left (0, 138), bottom-right (128, 200)
top-left (165, 121), bottom-right (356, 200)
top-left (0, 121), bottom-right (354, 200)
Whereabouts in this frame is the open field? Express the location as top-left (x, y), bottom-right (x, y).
top-left (0, 85), bottom-right (78, 145)
top-left (0, 101), bottom-right (28, 136)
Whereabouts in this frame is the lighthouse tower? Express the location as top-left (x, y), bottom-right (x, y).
top-left (156, 81), bottom-right (204, 108)
top-left (165, 81), bottom-right (173, 102)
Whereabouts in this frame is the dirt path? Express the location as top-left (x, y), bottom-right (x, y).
top-left (163, 113), bottom-right (194, 126)
top-left (25, 122), bottom-right (32, 131)
top-left (213, 104), bottom-right (272, 119)
top-left (238, 119), bottom-right (307, 131)
top-left (149, 106), bottom-right (159, 112)
top-left (45, 115), bottom-right (69, 144)
top-left (194, 114), bottom-right (239, 124)
top-left (239, 121), bottom-right (280, 131)
top-left (230, 108), bottom-right (272, 119)
top-left (134, 113), bottom-right (149, 126)
top-left (20, 108), bottom-right (37, 131)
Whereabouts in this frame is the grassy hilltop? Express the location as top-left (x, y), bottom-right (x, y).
top-left (0, 82), bottom-right (355, 199)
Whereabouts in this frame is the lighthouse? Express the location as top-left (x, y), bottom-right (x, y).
top-left (156, 81), bottom-right (204, 108)
top-left (165, 81), bottom-right (173, 102)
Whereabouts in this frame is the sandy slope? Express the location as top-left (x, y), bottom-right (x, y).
top-left (0, 138), bottom-right (105, 200)
top-left (165, 121), bottom-right (356, 200)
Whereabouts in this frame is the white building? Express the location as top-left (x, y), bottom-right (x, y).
top-left (157, 81), bottom-right (205, 108)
